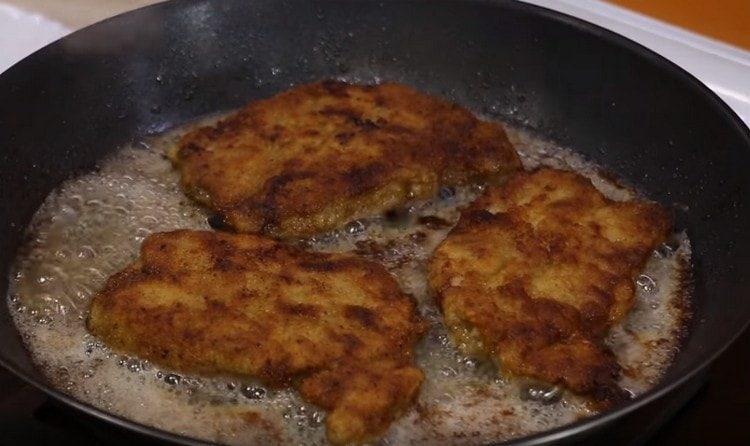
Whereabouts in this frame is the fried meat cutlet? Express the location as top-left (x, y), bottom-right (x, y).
top-left (87, 230), bottom-right (425, 444)
top-left (428, 169), bottom-right (670, 403)
top-left (169, 80), bottom-right (521, 238)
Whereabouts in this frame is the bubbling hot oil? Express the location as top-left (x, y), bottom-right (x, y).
top-left (7, 124), bottom-right (690, 445)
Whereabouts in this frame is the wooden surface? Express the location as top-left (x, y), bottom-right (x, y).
top-left (607, 0), bottom-right (750, 50)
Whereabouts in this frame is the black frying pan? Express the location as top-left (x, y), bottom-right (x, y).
top-left (1, 0), bottom-right (749, 444)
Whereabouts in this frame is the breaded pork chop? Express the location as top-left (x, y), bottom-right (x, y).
top-left (88, 230), bottom-right (425, 445)
top-left (170, 80), bottom-right (521, 238)
top-left (428, 169), bottom-right (670, 403)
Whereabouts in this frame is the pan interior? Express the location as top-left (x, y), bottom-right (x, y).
top-left (6, 115), bottom-right (690, 444)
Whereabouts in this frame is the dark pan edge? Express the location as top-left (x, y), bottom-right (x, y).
top-left (0, 357), bottom-right (211, 445)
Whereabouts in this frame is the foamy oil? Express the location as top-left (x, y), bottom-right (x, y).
top-left (6, 122), bottom-right (691, 445)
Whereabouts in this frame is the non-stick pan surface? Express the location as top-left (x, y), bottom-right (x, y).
top-left (1, 0), bottom-right (749, 444)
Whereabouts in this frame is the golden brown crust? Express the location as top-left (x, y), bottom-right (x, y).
top-left (428, 168), bottom-right (670, 403)
top-left (170, 80), bottom-right (521, 237)
top-left (87, 230), bottom-right (425, 444)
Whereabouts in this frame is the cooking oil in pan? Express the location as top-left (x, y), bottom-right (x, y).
top-left (6, 122), bottom-right (691, 445)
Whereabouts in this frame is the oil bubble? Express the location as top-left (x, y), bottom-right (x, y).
top-left (241, 385), bottom-right (267, 400)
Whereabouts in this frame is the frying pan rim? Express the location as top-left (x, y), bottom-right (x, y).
top-left (1, 0), bottom-right (749, 445)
